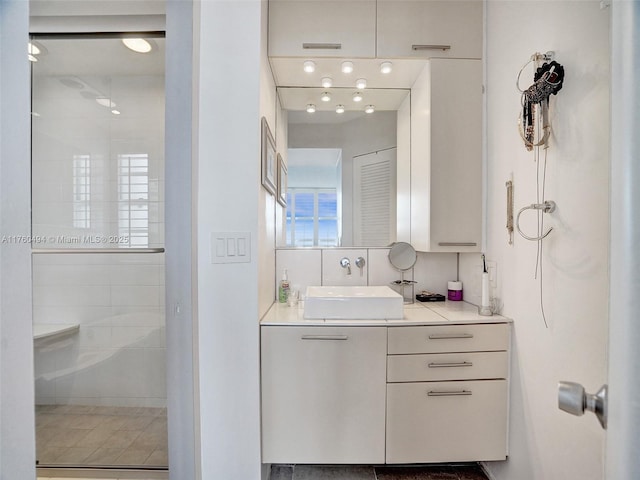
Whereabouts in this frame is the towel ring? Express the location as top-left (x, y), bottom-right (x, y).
top-left (516, 201), bottom-right (556, 241)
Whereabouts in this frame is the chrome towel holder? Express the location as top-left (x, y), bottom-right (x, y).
top-left (515, 200), bottom-right (556, 241)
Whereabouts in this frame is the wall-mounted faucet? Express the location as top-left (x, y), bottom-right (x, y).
top-left (355, 257), bottom-right (366, 276)
top-left (340, 257), bottom-right (351, 275)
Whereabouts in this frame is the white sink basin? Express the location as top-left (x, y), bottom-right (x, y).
top-left (304, 285), bottom-right (404, 319)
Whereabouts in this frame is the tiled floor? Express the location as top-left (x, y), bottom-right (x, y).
top-left (36, 405), bottom-right (168, 468)
top-left (271, 464), bottom-right (490, 480)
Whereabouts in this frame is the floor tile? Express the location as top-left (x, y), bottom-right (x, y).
top-left (53, 447), bottom-right (97, 464)
top-left (84, 447), bottom-right (125, 465)
top-left (144, 448), bottom-right (168, 466)
top-left (271, 465), bottom-right (294, 480)
top-left (105, 430), bottom-right (142, 449)
top-left (293, 465), bottom-right (375, 479)
top-left (46, 428), bottom-right (91, 448)
top-left (375, 465), bottom-right (458, 480)
top-left (115, 447), bottom-right (154, 465)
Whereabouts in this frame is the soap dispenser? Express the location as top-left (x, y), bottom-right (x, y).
top-left (279, 269), bottom-right (290, 303)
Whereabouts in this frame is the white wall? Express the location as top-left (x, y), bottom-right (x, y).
top-left (0, 1), bottom-right (37, 478)
top-left (195, 0), bottom-right (264, 478)
top-left (463, 2), bottom-right (610, 479)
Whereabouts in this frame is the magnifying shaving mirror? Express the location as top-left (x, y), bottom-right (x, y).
top-left (388, 242), bottom-right (417, 303)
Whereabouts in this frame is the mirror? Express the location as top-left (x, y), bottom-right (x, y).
top-left (388, 241), bottom-right (417, 271)
top-left (278, 86), bottom-right (411, 248)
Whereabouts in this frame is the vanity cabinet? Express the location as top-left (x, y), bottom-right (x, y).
top-left (261, 321), bottom-right (509, 465)
top-left (410, 58), bottom-right (483, 252)
top-left (385, 323), bottom-right (509, 463)
top-left (267, 0), bottom-right (377, 58)
top-left (376, 0), bottom-right (483, 59)
top-left (260, 326), bottom-right (387, 464)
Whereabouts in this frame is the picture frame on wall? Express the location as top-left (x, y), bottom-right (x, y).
top-left (261, 117), bottom-right (277, 196)
top-left (277, 153), bottom-right (287, 207)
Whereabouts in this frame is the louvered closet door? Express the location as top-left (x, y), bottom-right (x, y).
top-left (353, 148), bottom-right (397, 246)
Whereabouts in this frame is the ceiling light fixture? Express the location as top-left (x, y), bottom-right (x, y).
top-left (380, 61), bottom-right (393, 74)
top-left (321, 92), bottom-right (331, 102)
top-left (306, 104), bottom-right (317, 113)
top-left (28, 54), bottom-right (38, 62)
top-left (364, 104), bottom-right (375, 114)
top-left (341, 61), bottom-right (354, 74)
top-left (28, 42), bottom-right (41, 55)
top-left (122, 38), bottom-right (153, 54)
top-left (335, 104), bottom-right (345, 114)
top-left (321, 77), bottom-right (333, 88)
top-left (355, 78), bottom-right (367, 89)
top-left (111, 109), bottom-right (121, 115)
top-left (352, 92), bottom-right (363, 102)
top-left (303, 60), bottom-right (316, 73)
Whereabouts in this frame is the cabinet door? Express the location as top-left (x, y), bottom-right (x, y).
top-left (261, 326), bottom-right (387, 464)
top-left (268, 0), bottom-right (376, 58)
top-left (377, 0), bottom-right (483, 59)
top-left (386, 380), bottom-right (508, 463)
top-left (411, 58), bottom-right (483, 252)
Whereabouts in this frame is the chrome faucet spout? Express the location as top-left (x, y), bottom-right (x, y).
top-left (340, 257), bottom-right (351, 275)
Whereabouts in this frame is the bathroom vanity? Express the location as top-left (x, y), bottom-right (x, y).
top-left (260, 301), bottom-right (511, 464)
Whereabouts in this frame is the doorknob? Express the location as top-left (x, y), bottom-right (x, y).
top-left (558, 381), bottom-right (608, 429)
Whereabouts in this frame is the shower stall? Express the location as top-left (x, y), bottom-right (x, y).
top-left (30, 34), bottom-right (167, 470)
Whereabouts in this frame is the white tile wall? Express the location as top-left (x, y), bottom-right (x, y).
top-left (274, 247), bottom-right (458, 303)
top-left (321, 249), bottom-right (368, 286)
top-left (33, 253), bottom-right (166, 408)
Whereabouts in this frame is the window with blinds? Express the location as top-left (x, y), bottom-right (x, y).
top-left (286, 188), bottom-right (338, 247)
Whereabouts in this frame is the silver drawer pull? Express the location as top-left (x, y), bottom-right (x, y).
top-left (437, 242), bottom-right (477, 247)
top-left (303, 43), bottom-right (342, 50)
top-left (428, 333), bottom-right (474, 340)
top-left (428, 390), bottom-right (472, 397)
top-left (301, 335), bottom-right (348, 341)
top-left (412, 44), bottom-right (451, 51)
top-left (428, 361), bottom-right (473, 368)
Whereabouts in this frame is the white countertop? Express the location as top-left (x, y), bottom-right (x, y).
top-left (261, 300), bottom-right (510, 326)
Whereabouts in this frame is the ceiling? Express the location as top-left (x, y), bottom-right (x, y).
top-left (278, 87), bottom-right (410, 113)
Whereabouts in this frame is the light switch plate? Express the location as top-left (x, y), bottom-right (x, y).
top-left (211, 232), bottom-right (251, 264)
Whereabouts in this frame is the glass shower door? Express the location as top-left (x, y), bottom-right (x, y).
top-left (31, 34), bottom-right (167, 470)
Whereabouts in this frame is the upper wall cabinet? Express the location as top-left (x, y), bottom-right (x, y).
top-left (268, 0), bottom-right (377, 58)
top-left (376, 0), bottom-right (483, 59)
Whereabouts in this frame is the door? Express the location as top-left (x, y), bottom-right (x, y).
top-left (352, 148), bottom-right (397, 246)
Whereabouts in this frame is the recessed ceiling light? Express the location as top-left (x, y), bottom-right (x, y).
top-left (380, 61), bottom-right (393, 74)
top-left (335, 104), bottom-right (345, 114)
top-left (122, 38), bottom-right (152, 54)
top-left (356, 78), bottom-right (367, 89)
top-left (111, 109), bottom-right (121, 115)
top-left (28, 54), bottom-right (38, 62)
top-left (364, 104), bottom-right (375, 114)
top-left (341, 61), bottom-right (354, 74)
top-left (352, 92), bottom-right (363, 102)
top-left (321, 92), bottom-right (331, 102)
top-left (306, 104), bottom-right (316, 113)
top-left (321, 77), bottom-right (333, 88)
top-left (303, 60), bottom-right (316, 73)
top-left (96, 98), bottom-right (116, 108)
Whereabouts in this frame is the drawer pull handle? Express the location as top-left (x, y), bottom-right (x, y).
top-left (437, 242), bottom-right (477, 247)
top-left (303, 43), bottom-right (342, 50)
top-left (428, 390), bottom-right (472, 397)
top-left (412, 44), bottom-right (451, 51)
top-left (428, 333), bottom-right (474, 340)
top-left (301, 335), bottom-right (348, 341)
top-left (428, 361), bottom-right (473, 368)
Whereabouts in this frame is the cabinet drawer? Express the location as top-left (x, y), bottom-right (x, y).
top-left (388, 323), bottom-right (509, 354)
top-left (386, 380), bottom-right (508, 463)
top-left (387, 351), bottom-right (508, 382)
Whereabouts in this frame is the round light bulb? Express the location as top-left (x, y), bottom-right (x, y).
top-left (122, 38), bottom-right (152, 54)
top-left (303, 60), bottom-right (316, 73)
top-left (335, 104), bottom-right (345, 114)
top-left (28, 42), bottom-right (41, 55)
top-left (28, 54), bottom-right (38, 62)
top-left (111, 109), bottom-right (121, 115)
top-left (352, 92), bottom-right (363, 102)
top-left (306, 104), bottom-right (316, 113)
top-left (321, 77), bottom-right (333, 88)
top-left (321, 92), bottom-right (331, 102)
top-left (355, 78), bottom-right (367, 90)
top-left (380, 61), bottom-right (393, 74)
top-left (364, 104), bottom-right (375, 114)
top-left (341, 61), bottom-right (354, 74)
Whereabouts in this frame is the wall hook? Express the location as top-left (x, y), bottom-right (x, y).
top-left (516, 200), bottom-right (556, 241)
